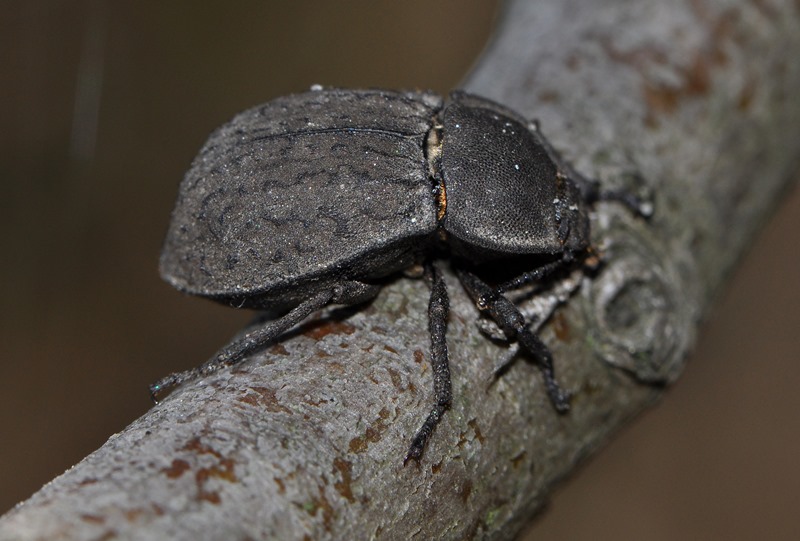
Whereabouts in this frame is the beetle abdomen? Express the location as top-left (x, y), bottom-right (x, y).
top-left (160, 89), bottom-right (443, 300)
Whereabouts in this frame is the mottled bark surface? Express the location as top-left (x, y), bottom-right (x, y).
top-left (2, 0), bottom-right (799, 539)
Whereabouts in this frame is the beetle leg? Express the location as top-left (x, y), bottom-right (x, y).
top-left (405, 263), bottom-right (452, 465)
top-left (457, 269), bottom-right (571, 413)
top-left (527, 121), bottom-right (599, 201)
top-left (596, 187), bottom-right (654, 218)
top-left (515, 325), bottom-right (571, 412)
top-left (149, 282), bottom-right (380, 402)
top-left (496, 256), bottom-right (571, 294)
top-left (527, 121), bottom-right (652, 218)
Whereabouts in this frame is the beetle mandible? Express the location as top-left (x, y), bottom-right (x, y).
top-left (153, 88), bottom-right (646, 463)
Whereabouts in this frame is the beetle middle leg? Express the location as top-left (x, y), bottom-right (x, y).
top-left (149, 281), bottom-right (380, 402)
top-left (457, 269), bottom-right (571, 413)
top-left (405, 263), bottom-right (452, 464)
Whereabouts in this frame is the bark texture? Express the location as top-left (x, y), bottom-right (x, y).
top-left (2, 0), bottom-right (799, 539)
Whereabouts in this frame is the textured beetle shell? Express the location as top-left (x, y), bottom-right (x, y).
top-left (442, 92), bottom-right (589, 258)
top-left (160, 90), bottom-right (442, 304)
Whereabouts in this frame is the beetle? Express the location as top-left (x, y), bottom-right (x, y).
top-left (153, 88), bottom-right (646, 463)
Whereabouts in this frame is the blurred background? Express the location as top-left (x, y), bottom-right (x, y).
top-left (1, 2), bottom-right (798, 539)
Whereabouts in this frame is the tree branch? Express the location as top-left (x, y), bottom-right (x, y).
top-left (2, 0), bottom-right (799, 539)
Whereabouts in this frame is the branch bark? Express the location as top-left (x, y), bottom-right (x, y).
top-left (2, 0), bottom-right (799, 539)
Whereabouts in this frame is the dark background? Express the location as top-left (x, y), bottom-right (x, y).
top-left (2, 2), bottom-right (798, 539)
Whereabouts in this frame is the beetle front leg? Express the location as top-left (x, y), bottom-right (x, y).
top-left (496, 255), bottom-right (571, 294)
top-left (528, 121), bottom-right (652, 218)
top-left (405, 263), bottom-right (452, 465)
top-left (457, 269), bottom-right (570, 413)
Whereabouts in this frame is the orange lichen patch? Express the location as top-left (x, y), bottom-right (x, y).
top-left (511, 451), bottom-right (527, 469)
top-left (302, 485), bottom-right (334, 531)
top-left (326, 361), bottom-right (346, 373)
top-left (737, 77), bottom-right (756, 112)
top-left (459, 480), bottom-right (473, 504)
top-left (195, 457), bottom-right (237, 504)
top-left (198, 489), bottom-right (221, 504)
top-left (274, 477), bottom-right (286, 494)
top-left (124, 508), bottom-right (146, 522)
top-left (642, 51), bottom-right (714, 118)
top-left (302, 395), bottom-right (330, 407)
top-left (600, 7), bottom-right (738, 127)
top-left (332, 458), bottom-right (355, 502)
top-left (178, 437), bottom-right (239, 505)
top-left (238, 386), bottom-right (292, 414)
top-left (304, 320), bottom-right (356, 340)
top-left (413, 349), bottom-right (425, 364)
top-left (467, 419), bottom-right (486, 444)
top-left (552, 311), bottom-right (571, 341)
top-left (537, 90), bottom-right (560, 103)
top-left (348, 408), bottom-right (390, 454)
top-left (642, 83), bottom-right (680, 116)
top-left (386, 367), bottom-right (403, 390)
top-left (349, 428), bottom-right (379, 454)
top-left (566, 53), bottom-right (581, 71)
top-left (162, 458), bottom-right (190, 479)
top-left (206, 459), bottom-right (237, 483)
top-left (269, 343), bottom-right (290, 356)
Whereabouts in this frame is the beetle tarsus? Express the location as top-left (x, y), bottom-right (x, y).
top-left (598, 188), bottom-right (654, 219)
top-left (517, 326), bottom-right (571, 412)
top-left (405, 403), bottom-right (448, 466)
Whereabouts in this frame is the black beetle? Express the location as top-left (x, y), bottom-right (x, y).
top-left (154, 88), bottom-right (645, 462)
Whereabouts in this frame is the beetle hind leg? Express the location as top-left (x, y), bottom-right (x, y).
top-left (149, 281), bottom-right (381, 402)
top-left (405, 263), bottom-right (452, 465)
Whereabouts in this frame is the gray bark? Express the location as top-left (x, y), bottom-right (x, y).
top-left (2, 0), bottom-right (799, 539)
